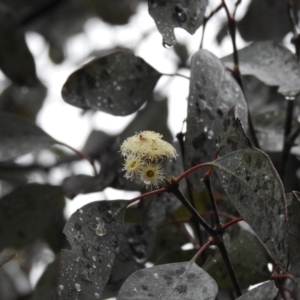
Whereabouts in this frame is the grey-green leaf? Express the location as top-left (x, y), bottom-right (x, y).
top-left (217, 105), bottom-right (252, 153)
top-left (61, 50), bottom-right (162, 116)
top-left (0, 4), bottom-right (37, 86)
top-left (185, 49), bottom-right (248, 190)
top-left (148, 0), bottom-right (208, 46)
top-left (222, 41), bottom-right (300, 97)
top-left (210, 148), bottom-right (288, 268)
top-left (286, 191), bottom-right (300, 276)
top-left (118, 262), bottom-right (218, 300)
top-left (236, 281), bottom-right (278, 299)
top-left (57, 200), bottom-right (128, 300)
top-left (253, 111), bottom-right (300, 155)
top-left (0, 113), bottom-right (55, 162)
top-left (0, 184), bottom-right (64, 251)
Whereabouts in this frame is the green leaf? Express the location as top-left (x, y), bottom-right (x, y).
top-left (185, 49), bottom-right (248, 190)
top-left (222, 41), bottom-right (300, 97)
top-left (204, 226), bottom-right (271, 290)
top-left (148, 0), bottom-right (208, 46)
top-left (210, 148), bottom-right (288, 268)
top-left (0, 4), bottom-right (37, 85)
top-left (57, 200), bottom-right (128, 300)
top-left (0, 113), bottom-right (55, 162)
top-left (62, 50), bottom-right (162, 116)
top-left (0, 184), bottom-right (64, 250)
top-left (118, 262), bottom-right (218, 299)
top-left (236, 281), bottom-right (278, 299)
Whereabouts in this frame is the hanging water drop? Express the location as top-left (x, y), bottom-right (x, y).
top-left (162, 40), bottom-right (174, 49)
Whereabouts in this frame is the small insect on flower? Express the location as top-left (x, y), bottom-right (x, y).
top-left (138, 163), bottom-right (164, 189)
top-left (122, 155), bottom-right (143, 179)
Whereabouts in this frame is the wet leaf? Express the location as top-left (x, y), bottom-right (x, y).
top-left (0, 253), bottom-right (16, 267)
top-left (217, 105), bottom-right (252, 153)
top-left (62, 51), bottom-right (162, 116)
top-left (118, 262), bottom-right (218, 299)
top-left (237, 0), bottom-right (299, 42)
top-left (57, 200), bottom-right (128, 300)
top-left (236, 280), bottom-right (278, 299)
top-left (286, 192), bottom-right (300, 276)
top-left (0, 4), bottom-right (37, 86)
top-left (204, 226), bottom-right (271, 290)
top-left (0, 184), bottom-right (64, 250)
top-left (253, 111), bottom-right (300, 155)
top-left (0, 113), bottom-right (55, 162)
top-left (185, 49), bottom-right (248, 190)
top-left (210, 148), bottom-right (288, 268)
top-left (222, 41), bottom-right (300, 97)
top-left (148, 0), bottom-right (208, 46)
top-left (110, 224), bottom-right (156, 283)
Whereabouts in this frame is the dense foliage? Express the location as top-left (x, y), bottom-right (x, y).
top-left (0, 0), bottom-right (300, 299)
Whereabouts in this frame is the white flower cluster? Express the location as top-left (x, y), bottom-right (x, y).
top-left (120, 131), bottom-right (177, 189)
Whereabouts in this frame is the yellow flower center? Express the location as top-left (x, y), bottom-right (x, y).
top-left (130, 161), bottom-right (137, 168)
top-left (146, 170), bottom-right (155, 178)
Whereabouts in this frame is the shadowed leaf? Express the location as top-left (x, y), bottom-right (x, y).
top-left (118, 262), bottom-right (218, 299)
top-left (92, 0), bottom-right (141, 25)
top-left (0, 4), bottom-right (37, 85)
top-left (237, 0), bottom-right (298, 42)
top-left (217, 105), bottom-right (252, 153)
top-left (0, 184), bottom-right (64, 251)
top-left (236, 280), bottom-right (278, 299)
top-left (286, 191), bottom-right (300, 276)
top-left (210, 148), bottom-right (288, 268)
top-left (148, 0), bottom-right (208, 46)
top-left (31, 258), bottom-right (59, 300)
top-left (62, 51), bottom-right (162, 116)
top-left (0, 253), bottom-right (16, 267)
top-left (0, 81), bottom-right (47, 121)
top-left (253, 111), bottom-right (300, 155)
top-left (185, 49), bottom-right (248, 190)
top-left (204, 226), bottom-right (271, 290)
top-left (0, 113), bottom-right (55, 162)
top-left (57, 200), bottom-right (128, 300)
top-left (222, 41), bottom-right (300, 97)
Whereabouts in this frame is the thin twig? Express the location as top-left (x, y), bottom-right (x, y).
top-left (191, 239), bottom-right (212, 262)
top-left (221, 0), bottom-right (260, 148)
top-left (176, 132), bottom-right (204, 246)
top-left (162, 73), bottom-right (190, 80)
top-left (200, 3), bottom-right (223, 49)
top-left (279, 99), bottom-right (295, 181)
top-left (202, 176), bottom-right (221, 227)
top-left (55, 140), bottom-right (97, 175)
top-left (167, 182), bottom-right (215, 236)
top-left (217, 242), bottom-right (242, 297)
top-left (221, 217), bottom-right (244, 230)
